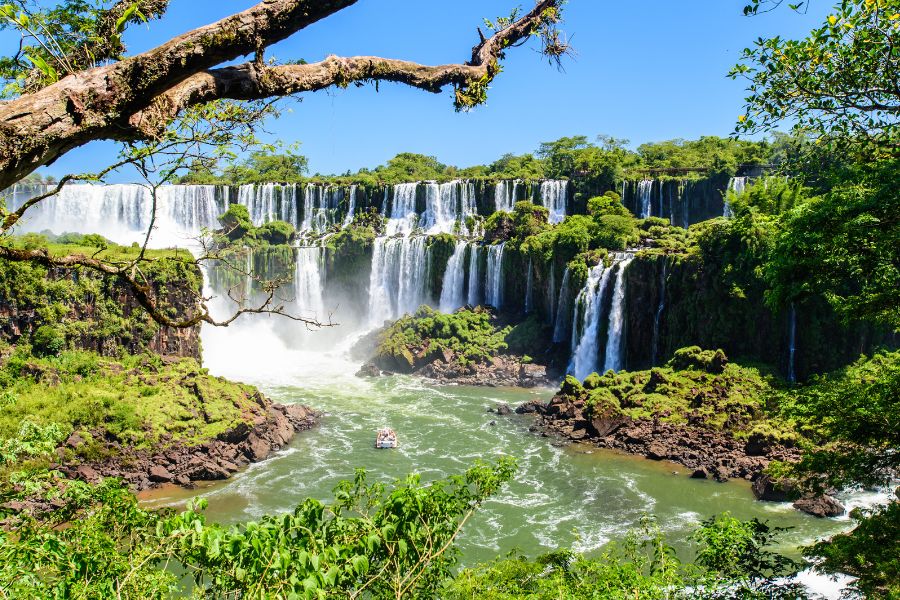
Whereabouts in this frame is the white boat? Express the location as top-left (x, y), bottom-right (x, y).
top-left (375, 427), bottom-right (398, 449)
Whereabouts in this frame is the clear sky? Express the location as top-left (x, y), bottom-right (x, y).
top-left (6, 1), bottom-right (827, 180)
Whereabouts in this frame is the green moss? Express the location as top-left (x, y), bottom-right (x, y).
top-left (567, 348), bottom-right (792, 436)
top-left (0, 349), bottom-right (261, 451)
top-left (375, 306), bottom-right (512, 372)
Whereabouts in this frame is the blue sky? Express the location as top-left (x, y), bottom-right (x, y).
top-left (6, 1), bottom-right (827, 180)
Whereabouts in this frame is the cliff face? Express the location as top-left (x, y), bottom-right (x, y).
top-left (0, 254), bottom-right (203, 359)
top-left (621, 253), bottom-right (892, 379)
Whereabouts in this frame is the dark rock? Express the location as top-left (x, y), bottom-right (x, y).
top-left (355, 363), bottom-right (381, 378)
top-left (75, 464), bottom-right (100, 482)
top-left (752, 475), bottom-right (795, 502)
top-left (691, 468), bottom-right (708, 479)
top-left (646, 443), bottom-right (668, 461)
top-left (148, 465), bottom-right (174, 483)
top-left (794, 495), bottom-right (845, 518)
top-left (495, 403), bottom-right (512, 416)
top-left (64, 432), bottom-right (85, 449)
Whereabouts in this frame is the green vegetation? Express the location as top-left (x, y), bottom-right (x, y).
top-left (0, 348), bottom-right (262, 451)
top-left (563, 347), bottom-right (793, 439)
top-left (375, 306), bottom-right (512, 371)
top-left (0, 235), bottom-right (200, 357)
top-left (449, 514), bottom-right (803, 599)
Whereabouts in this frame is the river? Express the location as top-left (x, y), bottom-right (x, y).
top-left (139, 315), bottom-right (876, 577)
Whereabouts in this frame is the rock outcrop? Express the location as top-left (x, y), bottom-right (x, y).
top-left (59, 400), bottom-right (318, 491)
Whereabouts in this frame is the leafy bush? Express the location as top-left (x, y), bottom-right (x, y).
top-left (218, 204), bottom-right (253, 240)
top-left (32, 324), bottom-right (65, 356)
top-left (255, 220), bottom-right (295, 245)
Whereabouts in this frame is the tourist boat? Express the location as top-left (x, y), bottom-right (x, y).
top-left (375, 427), bottom-right (398, 449)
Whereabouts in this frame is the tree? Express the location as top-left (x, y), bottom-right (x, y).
top-left (732, 0), bottom-right (900, 157)
top-left (0, 0), bottom-right (568, 191)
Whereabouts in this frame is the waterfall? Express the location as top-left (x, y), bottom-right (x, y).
top-left (422, 180), bottom-right (477, 235)
top-left (342, 184), bottom-right (358, 227)
top-left (6, 183), bottom-right (230, 247)
top-left (569, 263), bottom-right (615, 380)
top-left (439, 241), bottom-right (468, 313)
top-left (387, 183), bottom-right (418, 235)
top-left (301, 184), bottom-right (341, 235)
top-left (294, 247), bottom-right (326, 321)
top-left (367, 236), bottom-right (428, 325)
top-left (788, 304), bottom-right (798, 383)
top-left (466, 245), bottom-right (482, 306)
top-left (650, 259), bottom-right (667, 367)
top-left (494, 179), bottom-right (521, 212)
top-left (484, 243), bottom-right (505, 308)
top-left (602, 254), bottom-right (634, 373)
top-left (524, 259), bottom-right (534, 313)
top-left (638, 179), bottom-right (653, 219)
top-left (681, 180), bottom-right (690, 229)
top-left (547, 266), bottom-right (556, 322)
top-left (540, 180), bottom-right (568, 224)
top-left (724, 176), bottom-right (747, 218)
top-left (552, 267), bottom-right (571, 343)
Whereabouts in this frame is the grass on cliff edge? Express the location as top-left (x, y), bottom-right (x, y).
top-left (0, 347), bottom-right (261, 455)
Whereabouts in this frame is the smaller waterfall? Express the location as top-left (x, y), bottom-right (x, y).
top-left (294, 247), bottom-right (326, 321)
top-left (552, 267), bottom-right (571, 343)
top-left (547, 266), bottom-right (556, 323)
top-left (788, 304), bottom-right (798, 383)
top-left (540, 180), bottom-right (568, 224)
top-left (368, 236), bottom-right (428, 325)
top-left (484, 243), bottom-right (506, 308)
top-left (342, 184), bottom-right (358, 227)
top-left (439, 241), bottom-right (468, 313)
top-left (638, 179), bottom-right (653, 219)
top-left (650, 259), bottom-right (668, 367)
top-left (602, 254), bottom-right (634, 373)
top-left (569, 263), bottom-right (615, 380)
top-left (524, 259), bottom-right (534, 313)
top-left (466, 245), bottom-right (482, 306)
top-left (422, 180), bottom-right (477, 235)
top-left (387, 183), bottom-right (419, 236)
top-left (724, 176), bottom-right (747, 218)
top-left (494, 180), bottom-right (521, 212)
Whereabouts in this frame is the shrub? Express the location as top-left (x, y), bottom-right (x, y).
top-left (32, 325), bottom-right (66, 356)
top-left (255, 220), bottom-right (295, 245)
top-left (218, 204), bottom-right (253, 240)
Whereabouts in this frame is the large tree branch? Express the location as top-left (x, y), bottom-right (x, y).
top-left (0, 0), bottom-right (562, 189)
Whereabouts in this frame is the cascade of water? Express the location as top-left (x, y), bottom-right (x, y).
top-left (547, 265), bottom-right (556, 322)
top-left (342, 184), bottom-right (358, 227)
top-left (163, 185), bottom-right (221, 234)
top-left (524, 258), bottom-right (534, 313)
top-left (494, 179), bottom-right (521, 212)
top-left (367, 236), bottom-right (428, 325)
top-left (568, 263), bottom-right (615, 380)
top-left (466, 245), bottom-right (481, 306)
top-left (788, 304), bottom-right (798, 383)
top-left (540, 180), bottom-right (568, 224)
top-left (650, 259), bottom-right (668, 367)
top-left (681, 180), bottom-right (690, 229)
top-left (387, 183), bottom-right (418, 235)
top-left (420, 181), bottom-right (477, 235)
top-left (300, 184), bottom-right (340, 234)
top-left (602, 254), bottom-right (635, 372)
top-left (484, 243), bottom-right (505, 308)
top-left (724, 176), bottom-right (747, 218)
top-left (439, 241), bottom-right (469, 313)
top-left (552, 267), bottom-right (571, 343)
top-left (294, 246), bottom-right (326, 321)
top-left (638, 179), bottom-right (653, 219)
